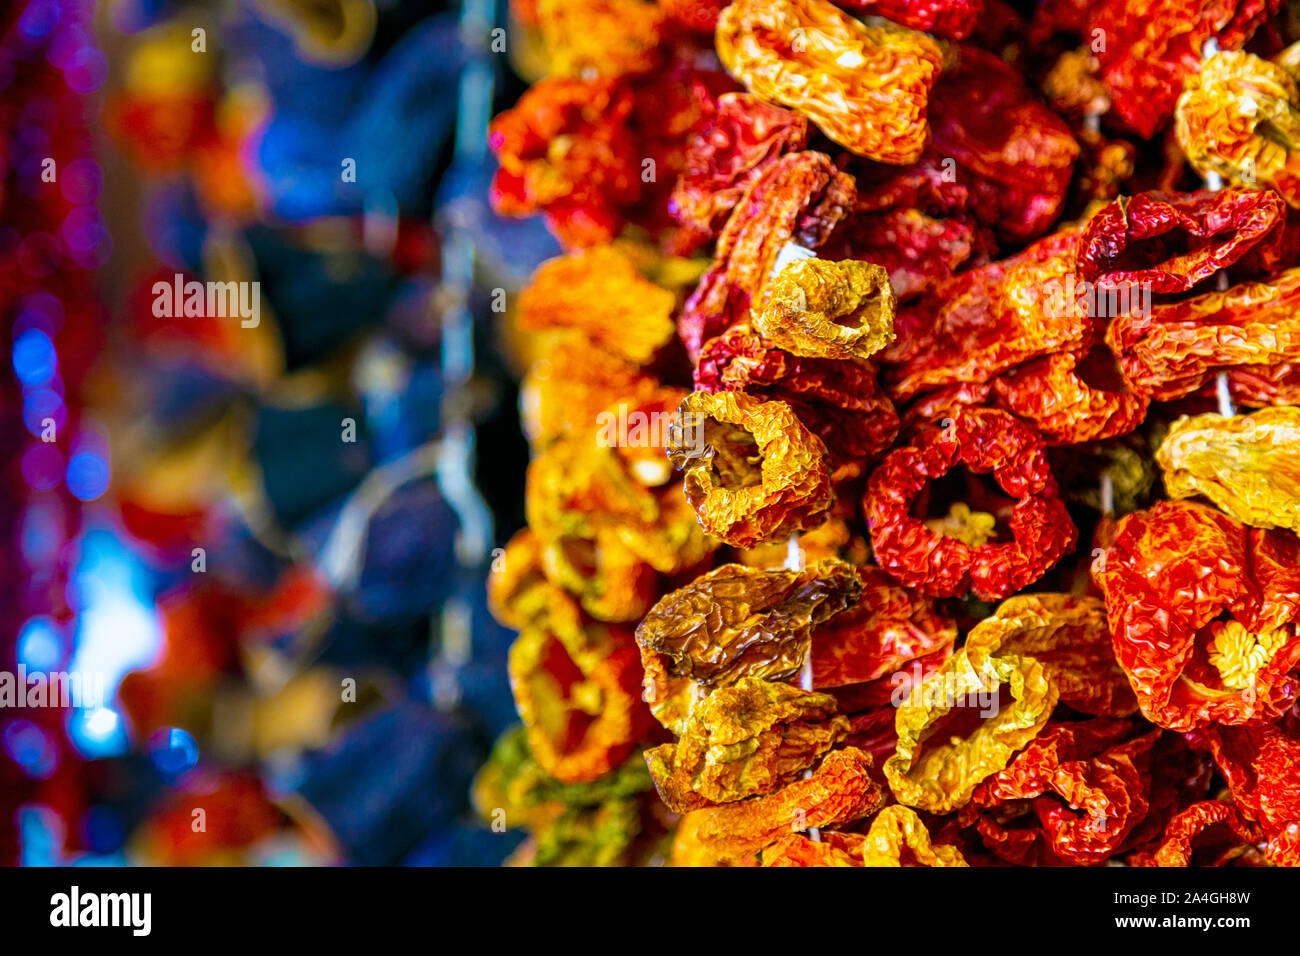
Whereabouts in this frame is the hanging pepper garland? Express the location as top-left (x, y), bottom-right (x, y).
top-left (477, 0), bottom-right (1300, 867)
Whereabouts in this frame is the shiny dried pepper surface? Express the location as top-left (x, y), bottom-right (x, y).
top-left (667, 389), bottom-right (835, 547)
top-left (962, 719), bottom-right (1160, 866)
top-left (810, 566), bottom-right (957, 689)
top-left (964, 593), bottom-right (1138, 718)
top-left (509, 619), bottom-right (655, 784)
top-left (1156, 407), bottom-right (1300, 532)
top-left (635, 560), bottom-right (862, 691)
top-left (881, 228), bottom-right (1090, 401)
top-left (679, 150), bottom-right (856, 359)
top-left (865, 408), bottom-right (1077, 600)
top-left (670, 92), bottom-right (809, 239)
top-left (1088, 0), bottom-right (1279, 138)
top-left (1177, 49), bottom-right (1300, 207)
top-left (645, 677), bottom-right (850, 811)
top-left (1106, 266), bottom-right (1300, 402)
top-left (516, 245), bottom-right (677, 364)
top-left (1095, 501), bottom-right (1300, 732)
top-left (672, 747), bottom-right (886, 865)
top-left (694, 328), bottom-right (899, 472)
top-left (715, 0), bottom-right (943, 164)
top-left (753, 257), bottom-right (896, 362)
top-left (1076, 188), bottom-right (1285, 294)
top-left (884, 643), bottom-right (1058, 813)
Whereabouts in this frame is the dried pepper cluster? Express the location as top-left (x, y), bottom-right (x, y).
top-left (479, 0), bottom-right (1300, 866)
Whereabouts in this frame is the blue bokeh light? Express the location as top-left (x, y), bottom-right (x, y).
top-left (148, 727), bottom-right (199, 778)
top-left (12, 328), bottom-right (57, 386)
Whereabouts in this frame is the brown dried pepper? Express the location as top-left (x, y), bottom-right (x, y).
top-left (715, 0), bottom-right (943, 164)
top-left (810, 565), bottom-right (957, 690)
top-left (635, 559), bottom-right (862, 691)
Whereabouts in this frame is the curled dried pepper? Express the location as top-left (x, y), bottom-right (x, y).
top-left (715, 0), bottom-right (943, 164)
top-left (645, 677), bottom-right (850, 811)
top-left (964, 593), bottom-right (1138, 718)
top-left (516, 245), bottom-right (677, 364)
top-left (1177, 49), bottom-right (1300, 207)
top-left (752, 257), bottom-right (896, 362)
top-left (670, 92), bottom-right (809, 239)
top-left (509, 618), bottom-right (654, 783)
top-left (678, 150), bottom-right (856, 359)
top-left (635, 560), bottom-right (862, 691)
top-left (1156, 407), bottom-right (1300, 533)
top-left (1076, 188), bottom-right (1285, 294)
top-left (989, 348), bottom-right (1149, 447)
top-left (667, 389), bottom-right (834, 547)
top-left (865, 408), bottom-right (1077, 600)
top-left (672, 746), bottom-right (885, 865)
top-left (962, 719), bottom-right (1159, 865)
top-left (883, 643), bottom-right (1058, 813)
top-left (1129, 800), bottom-right (1264, 867)
top-left (1095, 500), bottom-right (1300, 731)
top-left (1105, 266), bottom-right (1300, 402)
top-left (694, 328), bottom-right (899, 472)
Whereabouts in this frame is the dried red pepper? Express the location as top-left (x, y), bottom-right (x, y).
top-left (865, 408), bottom-right (1077, 600)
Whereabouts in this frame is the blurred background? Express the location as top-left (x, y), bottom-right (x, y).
top-left (1, 0), bottom-right (558, 865)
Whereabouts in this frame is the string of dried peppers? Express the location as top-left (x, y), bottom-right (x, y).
top-left (476, 0), bottom-right (1300, 867)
